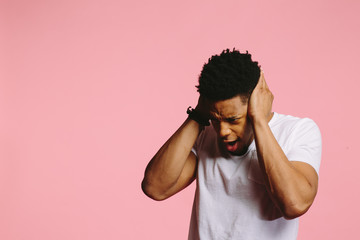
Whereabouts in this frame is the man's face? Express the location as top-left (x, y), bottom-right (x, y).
top-left (208, 95), bottom-right (254, 156)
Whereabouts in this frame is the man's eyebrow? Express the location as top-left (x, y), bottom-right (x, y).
top-left (225, 116), bottom-right (242, 121)
top-left (210, 113), bottom-right (242, 121)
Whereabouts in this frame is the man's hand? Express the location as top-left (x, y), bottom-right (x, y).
top-left (195, 95), bottom-right (211, 121)
top-left (247, 71), bottom-right (274, 123)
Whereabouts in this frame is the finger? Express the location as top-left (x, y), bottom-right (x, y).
top-left (255, 70), bottom-right (263, 89)
top-left (259, 70), bottom-right (266, 88)
top-left (260, 70), bottom-right (265, 82)
top-left (261, 70), bottom-right (270, 89)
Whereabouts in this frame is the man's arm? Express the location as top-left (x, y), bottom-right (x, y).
top-left (141, 95), bottom-right (214, 201)
top-left (248, 71), bottom-right (319, 219)
top-left (141, 118), bottom-right (200, 201)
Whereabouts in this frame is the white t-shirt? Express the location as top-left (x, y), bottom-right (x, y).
top-left (189, 112), bottom-right (322, 240)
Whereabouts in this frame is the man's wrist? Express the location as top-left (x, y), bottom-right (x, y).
top-left (250, 112), bottom-right (274, 127)
top-left (187, 106), bottom-right (210, 126)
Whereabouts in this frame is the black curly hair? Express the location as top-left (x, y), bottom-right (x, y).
top-left (196, 48), bottom-right (260, 102)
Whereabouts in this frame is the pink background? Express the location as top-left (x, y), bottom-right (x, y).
top-left (1, 0), bottom-right (359, 239)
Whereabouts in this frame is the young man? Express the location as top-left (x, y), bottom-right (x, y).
top-left (142, 49), bottom-right (322, 239)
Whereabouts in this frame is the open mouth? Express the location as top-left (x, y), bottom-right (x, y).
top-left (224, 140), bottom-right (239, 152)
top-left (227, 140), bottom-right (237, 146)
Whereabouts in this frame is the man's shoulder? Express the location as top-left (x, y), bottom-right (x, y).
top-left (270, 112), bottom-right (321, 147)
top-left (270, 112), bottom-right (319, 131)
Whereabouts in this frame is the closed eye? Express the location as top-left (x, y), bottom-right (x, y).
top-left (226, 117), bottom-right (241, 123)
top-left (210, 117), bottom-right (219, 122)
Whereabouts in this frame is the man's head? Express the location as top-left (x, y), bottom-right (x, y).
top-left (196, 48), bottom-right (260, 103)
top-left (196, 49), bottom-right (261, 155)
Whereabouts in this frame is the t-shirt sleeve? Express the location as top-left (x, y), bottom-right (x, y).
top-left (191, 126), bottom-right (209, 158)
top-left (191, 130), bottom-right (201, 158)
top-left (191, 141), bottom-right (198, 157)
top-left (286, 118), bottom-right (322, 175)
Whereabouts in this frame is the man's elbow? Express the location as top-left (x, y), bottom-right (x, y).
top-left (141, 179), bottom-right (169, 201)
top-left (281, 201), bottom-right (312, 220)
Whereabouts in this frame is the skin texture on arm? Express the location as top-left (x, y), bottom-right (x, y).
top-left (141, 97), bottom-right (210, 201)
top-left (248, 71), bottom-right (319, 219)
top-left (142, 118), bottom-right (200, 201)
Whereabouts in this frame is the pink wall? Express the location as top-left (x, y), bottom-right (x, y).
top-left (1, 0), bottom-right (359, 239)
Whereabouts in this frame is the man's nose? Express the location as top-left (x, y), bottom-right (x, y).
top-left (219, 122), bottom-right (231, 138)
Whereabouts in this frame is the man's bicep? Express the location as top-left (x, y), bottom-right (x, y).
top-left (178, 151), bottom-right (198, 188)
top-left (164, 151), bottom-right (198, 198)
top-left (291, 161), bottom-right (319, 197)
